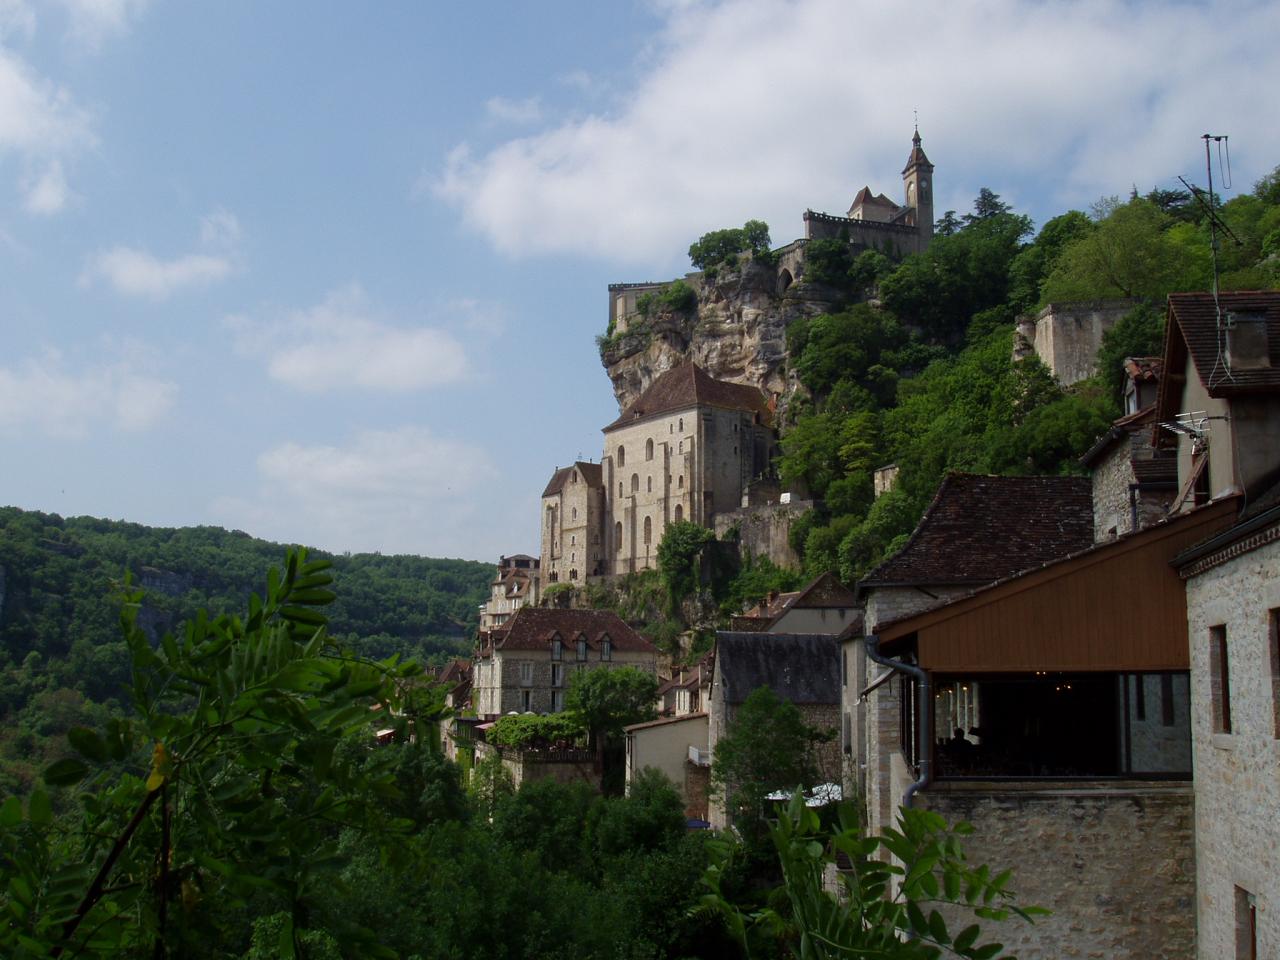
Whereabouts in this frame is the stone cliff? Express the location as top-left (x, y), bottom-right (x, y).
top-left (599, 258), bottom-right (847, 416)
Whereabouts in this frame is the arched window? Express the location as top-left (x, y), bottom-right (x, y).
top-left (614, 521), bottom-right (622, 552)
top-left (674, 504), bottom-right (683, 522)
top-left (631, 474), bottom-right (639, 493)
top-left (570, 535), bottom-right (575, 546)
top-left (678, 418), bottom-right (684, 432)
top-left (643, 516), bottom-right (652, 545)
top-left (618, 482), bottom-right (623, 498)
top-left (678, 475), bottom-right (684, 489)
top-left (646, 439), bottom-right (654, 461)
top-left (617, 446), bottom-right (625, 467)
top-left (571, 507), bottom-right (577, 520)
top-left (646, 476), bottom-right (652, 493)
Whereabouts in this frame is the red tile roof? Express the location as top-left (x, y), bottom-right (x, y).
top-left (1124, 356), bottom-right (1162, 384)
top-left (488, 606), bottom-right (656, 654)
top-left (603, 361), bottom-right (771, 432)
top-left (860, 473), bottom-right (1094, 587)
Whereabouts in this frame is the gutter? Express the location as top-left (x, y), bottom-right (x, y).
top-left (864, 633), bottom-right (931, 809)
top-left (1171, 502), bottom-right (1280, 569)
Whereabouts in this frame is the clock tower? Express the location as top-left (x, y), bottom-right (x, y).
top-left (902, 127), bottom-right (934, 251)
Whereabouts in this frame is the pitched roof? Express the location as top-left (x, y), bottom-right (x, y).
top-left (541, 461), bottom-right (604, 498)
top-left (489, 606), bottom-right (656, 654)
top-left (1156, 291), bottom-right (1280, 424)
top-left (860, 473), bottom-right (1094, 587)
top-left (901, 128), bottom-right (933, 174)
top-left (603, 361), bottom-right (771, 432)
top-left (1123, 356), bottom-right (1162, 384)
top-left (1080, 405), bottom-right (1167, 468)
top-left (714, 632), bottom-right (840, 706)
top-left (790, 571), bottom-right (858, 609)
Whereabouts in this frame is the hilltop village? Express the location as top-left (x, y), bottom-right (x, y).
top-left (438, 132), bottom-right (1280, 959)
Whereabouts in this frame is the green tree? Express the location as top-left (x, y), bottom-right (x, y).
top-left (700, 794), bottom-right (1046, 958)
top-left (656, 521), bottom-right (715, 611)
top-left (688, 220), bottom-right (772, 271)
top-left (565, 666), bottom-right (658, 752)
top-left (1093, 303), bottom-right (1166, 403)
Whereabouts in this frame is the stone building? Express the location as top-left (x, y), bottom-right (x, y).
top-left (1012, 298), bottom-right (1140, 386)
top-left (707, 631), bottom-right (841, 830)
top-left (539, 462), bottom-right (607, 584)
top-left (471, 607), bottom-right (657, 719)
top-left (1080, 359), bottom-right (1177, 542)
top-left (729, 571), bottom-right (860, 636)
top-left (601, 361), bottom-right (774, 575)
top-left (478, 554), bottom-right (540, 631)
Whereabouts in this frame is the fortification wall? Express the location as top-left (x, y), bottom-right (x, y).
top-left (714, 498), bottom-right (812, 570)
top-left (1025, 299), bottom-right (1140, 386)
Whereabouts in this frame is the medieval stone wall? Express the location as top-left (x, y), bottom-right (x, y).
top-left (714, 498), bottom-right (811, 569)
top-left (921, 783), bottom-right (1196, 959)
top-left (1022, 299), bottom-right (1139, 386)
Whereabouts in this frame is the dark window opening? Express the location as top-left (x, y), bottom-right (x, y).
top-left (1211, 625), bottom-right (1231, 734)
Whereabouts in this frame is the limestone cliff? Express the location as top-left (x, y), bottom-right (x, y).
top-left (599, 258), bottom-right (846, 416)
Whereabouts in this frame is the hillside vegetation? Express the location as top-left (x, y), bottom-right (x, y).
top-left (0, 507), bottom-right (492, 794)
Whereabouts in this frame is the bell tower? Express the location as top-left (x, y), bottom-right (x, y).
top-left (902, 126), bottom-right (934, 251)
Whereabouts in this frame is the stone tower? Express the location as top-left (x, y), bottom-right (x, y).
top-left (902, 127), bottom-right (934, 249)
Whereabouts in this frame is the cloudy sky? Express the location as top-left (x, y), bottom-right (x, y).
top-left (1, 0), bottom-right (1277, 562)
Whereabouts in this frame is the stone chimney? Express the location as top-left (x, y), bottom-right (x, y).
top-left (1225, 312), bottom-right (1271, 371)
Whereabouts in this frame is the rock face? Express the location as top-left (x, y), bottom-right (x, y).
top-left (600, 260), bottom-right (844, 416)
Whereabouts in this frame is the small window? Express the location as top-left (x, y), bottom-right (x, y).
top-left (617, 446), bottom-right (625, 467)
top-left (551, 663), bottom-right (564, 688)
top-left (646, 439), bottom-right (654, 461)
top-left (571, 535), bottom-right (575, 545)
top-left (520, 662), bottom-right (533, 686)
top-left (678, 475), bottom-right (684, 488)
top-left (571, 472), bottom-right (577, 483)
top-left (571, 507), bottom-right (577, 520)
top-left (600, 636), bottom-right (612, 661)
top-left (551, 638), bottom-right (563, 661)
top-left (552, 689), bottom-right (564, 713)
top-left (577, 639), bottom-right (587, 661)
top-left (521, 689), bottom-right (532, 712)
top-left (619, 482), bottom-right (623, 498)
top-left (643, 515), bottom-right (652, 545)
top-left (646, 476), bottom-right (652, 493)
top-left (678, 418), bottom-right (683, 432)
top-left (614, 521), bottom-right (622, 553)
top-left (631, 473), bottom-right (639, 493)
top-left (1210, 625), bottom-right (1231, 734)
top-left (678, 441), bottom-right (683, 453)
top-left (674, 504), bottom-right (683, 522)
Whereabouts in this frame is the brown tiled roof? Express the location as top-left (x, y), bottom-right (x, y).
top-left (850, 187), bottom-right (898, 209)
top-left (901, 129), bottom-right (933, 174)
top-left (541, 461), bottom-right (604, 498)
top-left (860, 473), bottom-right (1094, 587)
top-left (490, 606), bottom-right (656, 654)
top-left (790, 571), bottom-right (858, 609)
top-left (1124, 356), bottom-right (1162, 384)
top-left (603, 361), bottom-right (770, 432)
top-left (1132, 457), bottom-right (1178, 484)
top-left (1156, 292), bottom-right (1280, 426)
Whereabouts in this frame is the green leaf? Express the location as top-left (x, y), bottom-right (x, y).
top-left (954, 924), bottom-right (980, 952)
top-left (44, 757), bottom-right (89, 787)
top-left (0, 795), bottom-right (22, 827)
top-left (67, 726), bottom-right (107, 762)
top-left (27, 789), bottom-right (52, 826)
top-left (277, 914), bottom-right (296, 958)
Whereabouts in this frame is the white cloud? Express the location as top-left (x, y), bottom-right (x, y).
top-left (22, 159), bottom-right (71, 214)
top-left (0, 0), bottom-right (35, 39)
top-left (54, 0), bottom-right (149, 47)
top-left (82, 211), bottom-right (241, 299)
top-left (485, 95), bottom-right (542, 124)
top-left (211, 426), bottom-right (502, 557)
top-left (433, 0), bottom-right (1280, 267)
top-left (230, 285), bottom-right (474, 393)
top-left (0, 349), bottom-right (176, 437)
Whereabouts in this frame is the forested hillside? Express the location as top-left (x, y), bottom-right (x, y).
top-left (0, 508), bottom-right (492, 794)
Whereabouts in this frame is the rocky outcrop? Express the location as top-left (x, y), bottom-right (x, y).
top-left (601, 260), bottom-right (846, 416)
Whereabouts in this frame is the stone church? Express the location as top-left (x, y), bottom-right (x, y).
top-left (540, 361), bottom-right (775, 582)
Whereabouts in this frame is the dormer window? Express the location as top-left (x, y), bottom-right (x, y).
top-left (551, 637), bottom-right (563, 661)
top-left (600, 635), bottom-right (612, 661)
top-left (577, 637), bottom-right (588, 661)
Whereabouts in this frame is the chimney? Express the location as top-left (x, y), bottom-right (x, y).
top-left (1226, 312), bottom-right (1271, 371)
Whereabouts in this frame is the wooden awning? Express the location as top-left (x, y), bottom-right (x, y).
top-left (878, 498), bottom-right (1237, 673)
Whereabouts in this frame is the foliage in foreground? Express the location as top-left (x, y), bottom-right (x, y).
top-left (701, 794), bottom-right (1047, 959)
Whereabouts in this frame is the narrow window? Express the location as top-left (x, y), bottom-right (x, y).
top-left (520, 662), bottom-right (533, 686)
top-left (577, 638), bottom-right (587, 661)
top-left (1210, 625), bottom-right (1231, 734)
top-left (618, 482), bottom-right (623, 498)
top-left (841, 650), bottom-right (848, 688)
top-left (1160, 674), bottom-right (1175, 726)
top-left (643, 515), bottom-right (652, 545)
top-left (552, 689), bottom-right (564, 712)
top-left (674, 504), bottom-right (683, 522)
top-left (646, 476), bottom-right (652, 493)
top-left (551, 663), bottom-right (564, 688)
top-left (600, 636), bottom-right (612, 661)
top-left (551, 638), bottom-right (563, 662)
top-left (1271, 609), bottom-right (1280, 739)
top-left (631, 474), bottom-right (639, 494)
top-left (1235, 886), bottom-right (1257, 960)
top-left (522, 689), bottom-right (531, 712)
top-left (678, 418), bottom-right (683, 432)
top-left (617, 446), bottom-right (625, 467)
top-left (646, 439), bottom-right (654, 461)
top-left (678, 475), bottom-right (684, 488)
top-left (1134, 675), bottom-right (1146, 721)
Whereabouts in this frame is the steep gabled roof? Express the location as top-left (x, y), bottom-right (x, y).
top-left (541, 461), bottom-right (604, 498)
top-left (603, 361), bottom-right (770, 432)
top-left (1156, 291), bottom-right (1280, 425)
top-left (902, 128), bottom-right (933, 174)
top-left (860, 473), bottom-right (1094, 588)
top-left (490, 606), bottom-right (656, 654)
top-left (790, 571), bottom-right (858, 609)
top-left (715, 632), bottom-right (840, 706)
top-left (1123, 356), bottom-right (1162, 385)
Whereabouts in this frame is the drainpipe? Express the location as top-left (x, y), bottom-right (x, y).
top-left (864, 634), bottom-right (932, 808)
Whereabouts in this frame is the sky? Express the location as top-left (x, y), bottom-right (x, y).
top-left (1, 0), bottom-right (1277, 563)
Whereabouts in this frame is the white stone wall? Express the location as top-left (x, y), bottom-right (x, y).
top-left (541, 469), bottom-right (606, 584)
top-left (1185, 534), bottom-right (1280, 959)
top-left (477, 649), bottom-right (657, 718)
top-left (625, 713), bottom-right (708, 800)
top-left (1032, 300), bottom-right (1137, 386)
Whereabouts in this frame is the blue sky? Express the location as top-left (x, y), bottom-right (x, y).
top-left (1, 0), bottom-right (1277, 562)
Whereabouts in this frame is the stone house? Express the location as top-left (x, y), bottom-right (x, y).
top-left (471, 607), bottom-right (657, 719)
top-left (707, 632), bottom-right (841, 830)
top-left (729, 571), bottom-right (861, 636)
top-left (478, 554), bottom-right (540, 631)
top-left (1156, 290), bottom-right (1280, 958)
top-left (655, 648), bottom-right (713, 717)
top-left (601, 361), bottom-right (774, 576)
top-left (1079, 358), bottom-right (1177, 541)
top-left (859, 496), bottom-right (1236, 958)
top-left (539, 463), bottom-right (607, 584)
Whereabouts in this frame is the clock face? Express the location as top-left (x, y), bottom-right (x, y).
top-left (920, 180), bottom-right (930, 200)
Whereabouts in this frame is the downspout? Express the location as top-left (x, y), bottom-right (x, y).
top-left (864, 634), bottom-right (932, 809)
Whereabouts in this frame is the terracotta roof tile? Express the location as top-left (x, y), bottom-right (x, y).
top-left (1123, 356), bottom-right (1163, 383)
top-left (603, 361), bottom-right (771, 432)
top-left (860, 473), bottom-right (1094, 587)
top-left (541, 461), bottom-right (604, 498)
top-left (490, 606), bottom-right (656, 654)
